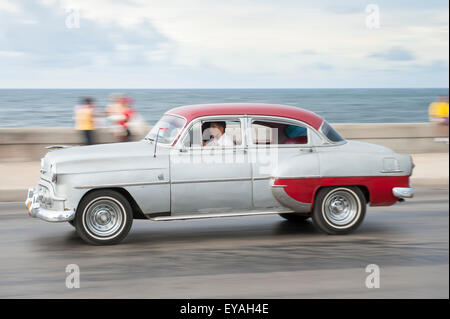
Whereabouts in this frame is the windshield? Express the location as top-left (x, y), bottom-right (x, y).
top-left (145, 114), bottom-right (186, 145)
top-left (320, 121), bottom-right (345, 143)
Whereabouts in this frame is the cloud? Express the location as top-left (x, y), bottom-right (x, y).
top-left (0, 0), bottom-right (172, 69)
top-left (311, 63), bottom-right (334, 70)
top-left (42, 1), bottom-right (446, 71)
top-left (299, 49), bottom-right (318, 55)
top-left (410, 59), bottom-right (449, 72)
top-left (0, 0), bottom-right (20, 13)
top-left (0, 50), bottom-right (25, 57)
top-left (0, 0), bottom-right (448, 88)
top-left (368, 47), bottom-right (415, 61)
top-left (324, 5), bottom-right (361, 15)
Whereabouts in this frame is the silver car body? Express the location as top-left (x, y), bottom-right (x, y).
top-left (26, 104), bottom-right (414, 222)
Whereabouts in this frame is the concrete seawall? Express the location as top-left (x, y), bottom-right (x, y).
top-left (0, 123), bottom-right (448, 161)
top-left (333, 123), bottom-right (448, 154)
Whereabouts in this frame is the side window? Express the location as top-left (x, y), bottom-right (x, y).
top-left (201, 119), bottom-right (242, 147)
top-left (320, 121), bottom-right (345, 143)
top-left (251, 120), bottom-right (309, 145)
top-left (182, 122), bottom-right (202, 147)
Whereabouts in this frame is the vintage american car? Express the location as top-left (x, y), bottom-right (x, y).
top-left (26, 103), bottom-right (414, 245)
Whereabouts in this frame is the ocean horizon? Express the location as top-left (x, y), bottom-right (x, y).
top-left (0, 88), bottom-right (448, 127)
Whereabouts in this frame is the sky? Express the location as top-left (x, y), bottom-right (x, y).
top-left (0, 0), bottom-right (448, 88)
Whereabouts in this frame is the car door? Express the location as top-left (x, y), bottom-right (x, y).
top-left (246, 116), bottom-right (321, 209)
top-left (169, 116), bottom-right (252, 214)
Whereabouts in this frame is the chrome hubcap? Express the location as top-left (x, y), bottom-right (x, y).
top-left (85, 199), bottom-right (123, 237)
top-left (324, 190), bottom-right (359, 226)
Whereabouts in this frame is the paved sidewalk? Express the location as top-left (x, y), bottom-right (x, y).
top-left (0, 153), bottom-right (448, 202)
top-left (409, 153), bottom-right (449, 186)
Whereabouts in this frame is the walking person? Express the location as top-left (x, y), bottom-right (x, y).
top-left (117, 97), bottom-right (136, 142)
top-left (74, 97), bottom-right (97, 145)
top-left (105, 95), bottom-right (136, 142)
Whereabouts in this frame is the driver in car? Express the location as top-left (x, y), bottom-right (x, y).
top-left (203, 121), bottom-right (234, 147)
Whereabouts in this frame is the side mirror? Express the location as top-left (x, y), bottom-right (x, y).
top-left (153, 127), bottom-right (168, 157)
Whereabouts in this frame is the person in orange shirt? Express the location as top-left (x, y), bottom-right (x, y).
top-left (74, 97), bottom-right (97, 145)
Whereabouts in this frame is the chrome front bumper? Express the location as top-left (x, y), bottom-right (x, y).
top-left (25, 188), bottom-right (75, 222)
top-left (392, 187), bottom-right (414, 199)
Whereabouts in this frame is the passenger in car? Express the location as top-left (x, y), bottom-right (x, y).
top-left (204, 121), bottom-right (235, 147)
top-left (283, 124), bottom-right (308, 144)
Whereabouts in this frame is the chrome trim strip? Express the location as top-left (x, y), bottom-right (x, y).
top-left (273, 175), bottom-right (321, 180)
top-left (172, 177), bottom-right (252, 185)
top-left (68, 167), bottom-right (168, 175)
top-left (253, 176), bottom-right (271, 181)
top-left (381, 169), bottom-right (405, 173)
top-left (271, 187), bottom-right (311, 213)
top-left (76, 175), bottom-right (413, 190)
top-left (150, 210), bottom-right (289, 221)
top-left (76, 177), bottom-right (254, 189)
top-left (75, 181), bottom-right (170, 189)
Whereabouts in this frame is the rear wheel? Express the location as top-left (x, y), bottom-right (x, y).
top-left (279, 213), bottom-right (310, 222)
top-left (74, 190), bottom-right (133, 245)
top-left (312, 186), bottom-right (366, 235)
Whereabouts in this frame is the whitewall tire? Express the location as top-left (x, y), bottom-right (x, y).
top-left (312, 186), bottom-right (366, 234)
top-left (74, 190), bottom-right (133, 245)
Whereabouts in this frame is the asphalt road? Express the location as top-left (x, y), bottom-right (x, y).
top-left (0, 186), bottom-right (448, 298)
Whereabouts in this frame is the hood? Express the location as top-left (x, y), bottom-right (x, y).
top-left (44, 141), bottom-right (170, 175)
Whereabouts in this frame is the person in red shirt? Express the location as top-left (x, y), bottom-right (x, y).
top-left (117, 97), bottom-right (135, 142)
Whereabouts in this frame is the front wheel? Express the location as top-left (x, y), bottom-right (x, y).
top-left (312, 186), bottom-right (366, 235)
top-left (74, 190), bottom-right (133, 245)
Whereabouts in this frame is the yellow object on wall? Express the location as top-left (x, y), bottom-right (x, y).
top-left (429, 101), bottom-right (449, 122)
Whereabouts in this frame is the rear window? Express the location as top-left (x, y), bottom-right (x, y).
top-left (321, 121), bottom-right (345, 143)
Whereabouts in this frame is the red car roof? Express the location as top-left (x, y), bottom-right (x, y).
top-left (166, 103), bottom-right (324, 130)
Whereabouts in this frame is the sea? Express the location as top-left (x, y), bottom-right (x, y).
top-left (0, 88), bottom-right (448, 127)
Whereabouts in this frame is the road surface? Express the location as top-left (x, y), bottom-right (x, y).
top-left (0, 186), bottom-right (448, 298)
